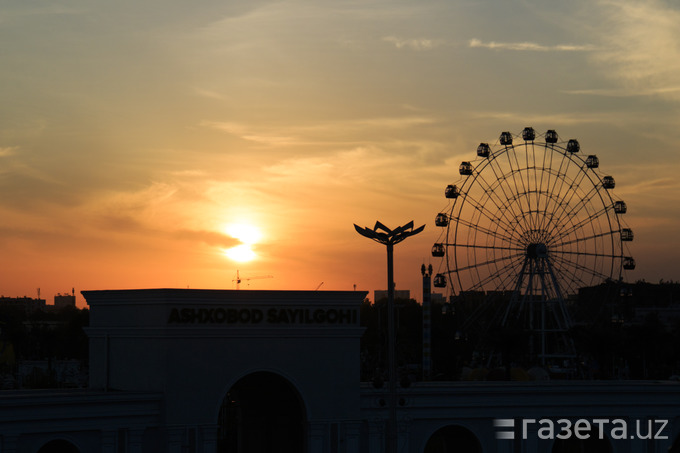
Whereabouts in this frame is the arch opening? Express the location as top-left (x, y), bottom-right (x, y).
top-left (217, 371), bottom-right (305, 453)
top-left (37, 439), bottom-right (80, 453)
top-left (423, 425), bottom-right (482, 453)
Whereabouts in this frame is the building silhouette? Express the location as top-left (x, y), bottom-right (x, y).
top-left (0, 287), bottom-right (679, 452)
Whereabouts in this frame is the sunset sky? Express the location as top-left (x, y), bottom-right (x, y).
top-left (2, 0), bottom-right (679, 307)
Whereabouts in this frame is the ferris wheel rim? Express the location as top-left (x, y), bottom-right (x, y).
top-left (436, 129), bottom-right (633, 298)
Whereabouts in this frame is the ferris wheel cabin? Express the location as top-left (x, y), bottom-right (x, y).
top-left (522, 127), bottom-right (536, 141)
top-left (545, 129), bottom-right (558, 143)
top-left (567, 139), bottom-right (580, 153)
top-left (614, 200), bottom-right (627, 214)
top-left (586, 155), bottom-right (599, 168)
top-left (623, 257), bottom-right (636, 270)
top-left (477, 143), bottom-right (490, 157)
top-left (431, 243), bottom-right (445, 257)
top-left (621, 228), bottom-right (634, 241)
top-left (499, 131), bottom-right (513, 146)
top-left (603, 176), bottom-right (616, 189)
top-left (435, 213), bottom-right (449, 227)
top-left (459, 161), bottom-right (473, 176)
top-left (433, 274), bottom-right (447, 288)
top-left (445, 184), bottom-right (460, 199)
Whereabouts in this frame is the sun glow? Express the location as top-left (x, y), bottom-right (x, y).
top-left (225, 223), bottom-right (262, 244)
top-left (223, 223), bottom-right (262, 262)
top-left (225, 244), bottom-right (256, 262)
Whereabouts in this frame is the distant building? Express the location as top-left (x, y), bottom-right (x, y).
top-left (430, 292), bottom-right (445, 304)
top-left (633, 305), bottom-right (680, 327)
top-left (374, 289), bottom-right (410, 302)
top-left (0, 296), bottom-right (45, 312)
top-left (54, 292), bottom-right (76, 309)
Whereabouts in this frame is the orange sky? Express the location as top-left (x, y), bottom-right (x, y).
top-left (1, 1), bottom-right (680, 308)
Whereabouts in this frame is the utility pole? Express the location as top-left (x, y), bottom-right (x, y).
top-left (421, 264), bottom-right (433, 381)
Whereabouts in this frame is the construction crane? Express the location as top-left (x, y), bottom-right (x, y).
top-left (232, 270), bottom-right (273, 290)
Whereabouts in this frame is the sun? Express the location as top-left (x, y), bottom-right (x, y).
top-left (225, 244), bottom-right (256, 262)
top-left (223, 223), bottom-right (262, 262)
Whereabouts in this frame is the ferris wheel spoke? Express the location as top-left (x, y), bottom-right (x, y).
top-left (544, 157), bottom-right (589, 232)
top-left (529, 144), bottom-right (545, 233)
top-left (536, 188), bottom-right (571, 238)
top-left (454, 196), bottom-right (522, 244)
top-left (450, 215), bottom-right (518, 245)
top-left (539, 148), bottom-right (565, 235)
top-left (485, 155), bottom-right (533, 233)
top-left (519, 143), bottom-right (534, 230)
top-left (550, 252), bottom-right (612, 286)
top-left (470, 171), bottom-right (526, 236)
top-left (452, 251), bottom-right (525, 274)
top-left (536, 159), bottom-right (575, 235)
top-left (477, 170), bottom-right (527, 225)
top-left (508, 152), bottom-right (536, 235)
top-left (447, 243), bottom-right (524, 252)
top-left (544, 150), bottom-right (570, 219)
top-left (552, 184), bottom-right (600, 230)
top-left (550, 249), bottom-right (623, 260)
top-left (538, 143), bottom-right (551, 205)
top-left (548, 254), bottom-right (592, 291)
top-left (465, 254), bottom-right (524, 292)
top-left (547, 161), bottom-right (593, 229)
top-left (551, 230), bottom-right (616, 248)
top-left (504, 148), bottom-right (529, 219)
top-left (551, 205), bottom-right (612, 244)
top-left (510, 145), bottom-right (537, 230)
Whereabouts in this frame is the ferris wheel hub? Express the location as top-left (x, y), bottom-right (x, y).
top-left (526, 243), bottom-right (548, 259)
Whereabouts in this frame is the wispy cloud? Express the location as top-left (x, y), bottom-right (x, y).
top-left (0, 5), bottom-right (84, 21)
top-left (0, 146), bottom-right (17, 157)
top-left (469, 38), bottom-right (595, 52)
top-left (200, 115), bottom-right (440, 148)
top-left (200, 121), bottom-right (298, 146)
top-left (382, 36), bottom-right (440, 51)
top-left (565, 87), bottom-right (680, 97)
top-left (466, 110), bottom-right (635, 126)
top-left (193, 88), bottom-right (228, 100)
top-left (587, 0), bottom-right (680, 101)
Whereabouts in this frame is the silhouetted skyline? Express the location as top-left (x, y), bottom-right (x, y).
top-left (1, 0), bottom-right (679, 307)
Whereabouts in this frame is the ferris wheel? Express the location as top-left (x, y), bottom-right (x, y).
top-left (432, 128), bottom-right (635, 363)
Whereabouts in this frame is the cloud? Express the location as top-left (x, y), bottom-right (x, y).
top-left (465, 110), bottom-right (633, 126)
top-left (200, 121), bottom-right (298, 146)
top-left (173, 229), bottom-right (241, 248)
top-left (587, 0), bottom-right (680, 101)
top-left (0, 146), bottom-right (17, 157)
top-left (469, 38), bottom-right (595, 52)
top-left (201, 115), bottom-right (440, 149)
top-left (565, 87), bottom-right (680, 98)
top-left (0, 5), bottom-right (84, 21)
top-left (382, 36), bottom-right (439, 51)
top-left (193, 88), bottom-right (228, 100)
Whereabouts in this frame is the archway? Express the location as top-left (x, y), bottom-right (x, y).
top-left (423, 425), bottom-right (482, 453)
top-left (552, 436), bottom-right (612, 453)
top-left (217, 371), bottom-right (305, 453)
top-left (37, 439), bottom-right (80, 453)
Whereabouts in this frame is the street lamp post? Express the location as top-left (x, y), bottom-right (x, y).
top-left (354, 220), bottom-right (425, 453)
